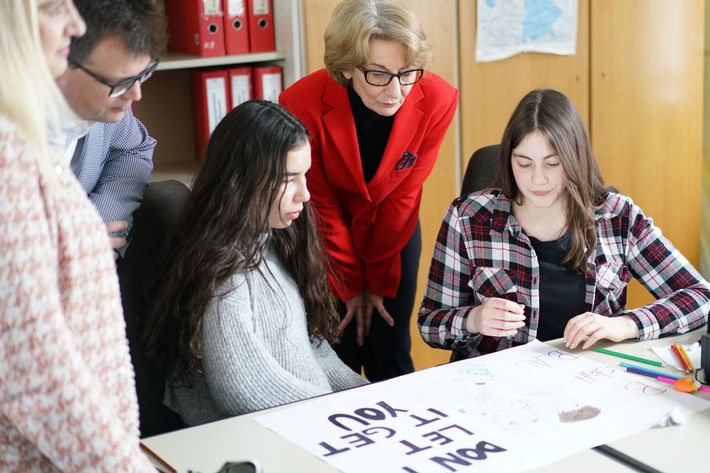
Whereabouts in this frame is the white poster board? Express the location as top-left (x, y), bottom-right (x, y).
top-left (256, 341), bottom-right (709, 473)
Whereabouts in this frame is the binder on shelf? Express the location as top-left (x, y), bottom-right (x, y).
top-left (192, 68), bottom-right (230, 159)
top-left (222, 0), bottom-right (250, 55)
top-left (165, 0), bottom-right (226, 57)
top-left (252, 65), bottom-right (282, 103)
top-left (246, 0), bottom-right (275, 53)
top-left (228, 67), bottom-right (252, 109)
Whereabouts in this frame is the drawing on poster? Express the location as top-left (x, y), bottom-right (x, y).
top-left (416, 360), bottom-right (601, 436)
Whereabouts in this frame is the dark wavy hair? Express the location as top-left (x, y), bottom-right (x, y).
top-left (494, 88), bottom-right (616, 274)
top-left (141, 100), bottom-right (341, 386)
top-left (68, 0), bottom-right (167, 63)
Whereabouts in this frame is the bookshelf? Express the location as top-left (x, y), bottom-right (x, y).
top-left (134, 0), bottom-right (306, 187)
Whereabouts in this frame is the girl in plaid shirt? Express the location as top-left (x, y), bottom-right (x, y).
top-left (419, 88), bottom-right (710, 361)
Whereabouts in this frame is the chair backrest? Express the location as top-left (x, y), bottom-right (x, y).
top-left (460, 144), bottom-right (500, 196)
top-left (117, 179), bottom-right (191, 438)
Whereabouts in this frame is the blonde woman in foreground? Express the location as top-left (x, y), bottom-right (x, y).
top-left (0, 0), bottom-right (157, 471)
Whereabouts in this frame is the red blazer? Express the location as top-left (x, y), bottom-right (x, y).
top-left (280, 68), bottom-right (458, 301)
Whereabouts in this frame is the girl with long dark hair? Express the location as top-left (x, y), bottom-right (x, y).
top-left (142, 100), bottom-right (366, 426)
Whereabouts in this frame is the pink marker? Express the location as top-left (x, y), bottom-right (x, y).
top-left (657, 376), bottom-right (710, 394)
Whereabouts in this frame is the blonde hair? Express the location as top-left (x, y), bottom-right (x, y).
top-left (0, 0), bottom-right (73, 182)
top-left (324, 0), bottom-right (433, 86)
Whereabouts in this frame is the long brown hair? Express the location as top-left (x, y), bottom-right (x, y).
top-left (494, 88), bottom-right (616, 273)
top-left (141, 100), bottom-right (341, 385)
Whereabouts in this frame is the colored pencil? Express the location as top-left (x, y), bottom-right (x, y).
top-left (619, 361), bottom-right (681, 380)
top-left (657, 375), bottom-right (710, 394)
top-left (593, 346), bottom-right (663, 367)
top-left (656, 376), bottom-right (677, 386)
top-left (625, 366), bottom-right (663, 379)
top-left (670, 343), bottom-right (690, 373)
top-left (675, 343), bottom-right (696, 372)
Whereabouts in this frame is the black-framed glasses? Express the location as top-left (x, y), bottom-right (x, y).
top-left (68, 58), bottom-right (160, 98)
top-left (357, 67), bottom-right (424, 87)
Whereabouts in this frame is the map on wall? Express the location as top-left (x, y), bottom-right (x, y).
top-left (476, 0), bottom-right (578, 62)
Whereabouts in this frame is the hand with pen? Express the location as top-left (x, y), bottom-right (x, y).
top-left (465, 297), bottom-right (526, 338)
top-left (563, 312), bottom-right (640, 350)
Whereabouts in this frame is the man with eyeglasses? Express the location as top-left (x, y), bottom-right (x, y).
top-left (54, 0), bottom-right (166, 258)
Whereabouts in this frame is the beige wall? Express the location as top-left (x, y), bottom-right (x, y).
top-left (591, 1), bottom-right (704, 308)
top-left (701, 0), bottom-right (710, 278)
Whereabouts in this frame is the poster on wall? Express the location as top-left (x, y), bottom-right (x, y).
top-left (475, 0), bottom-right (578, 63)
top-left (255, 340), bottom-right (709, 473)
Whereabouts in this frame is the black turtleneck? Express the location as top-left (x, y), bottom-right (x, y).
top-left (529, 232), bottom-right (587, 341)
top-left (347, 85), bottom-right (395, 183)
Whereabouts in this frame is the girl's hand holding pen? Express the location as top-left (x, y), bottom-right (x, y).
top-left (465, 297), bottom-right (526, 337)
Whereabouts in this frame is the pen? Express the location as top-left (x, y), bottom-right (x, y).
top-left (619, 361), bottom-right (681, 380)
top-left (674, 343), bottom-right (695, 372)
top-left (593, 346), bottom-right (662, 367)
top-left (670, 343), bottom-right (690, 373)
top-left (593, 445), bottom-right (663, 473)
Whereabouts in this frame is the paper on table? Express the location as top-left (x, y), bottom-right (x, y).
top-left (652, 342), bottom-right (701, 371)
top-left (256, 341), bottom-right (710, 473)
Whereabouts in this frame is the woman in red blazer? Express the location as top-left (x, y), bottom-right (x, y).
top-left (280, 0), bottom-right (458, 381)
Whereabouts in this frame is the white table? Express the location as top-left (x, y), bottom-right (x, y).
top-left (142, 328), bottom-right (708, 473)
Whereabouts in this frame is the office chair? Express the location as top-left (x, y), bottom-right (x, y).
top-left (460, 144), bottom-right (499, 195)
top-left (117, 179), bottom-right (191, 438)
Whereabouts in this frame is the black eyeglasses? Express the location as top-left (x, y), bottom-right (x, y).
top-left (356, 67), bottom-right (424, 87)
top-left (68, 58), bottom-right (160, 98)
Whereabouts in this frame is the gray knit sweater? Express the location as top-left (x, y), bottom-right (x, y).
top-left (165, 249), bottom-right (367, 426)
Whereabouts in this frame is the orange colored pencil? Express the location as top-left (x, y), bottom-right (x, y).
top-left (675, 343), bottom-right (696, 372)
top-left (671, 343), bottom-right (690, 373)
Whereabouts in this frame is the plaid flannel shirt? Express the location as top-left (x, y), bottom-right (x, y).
top-left (418, 189), bottom-right (710, 361)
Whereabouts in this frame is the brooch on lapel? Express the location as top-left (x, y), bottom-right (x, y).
top-left (395, 151), bottom-right (418, 171)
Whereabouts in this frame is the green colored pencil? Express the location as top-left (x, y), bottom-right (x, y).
top-left (593, 346), bottom-right (663, 367)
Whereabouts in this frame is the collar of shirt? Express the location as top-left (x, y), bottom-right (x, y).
top-left (48, 109), bottom-right (96, 165)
